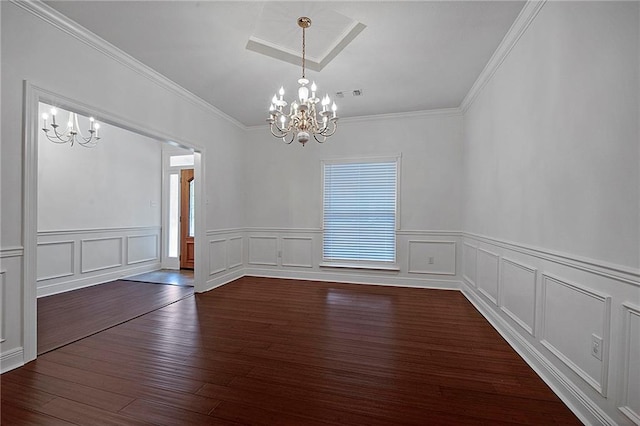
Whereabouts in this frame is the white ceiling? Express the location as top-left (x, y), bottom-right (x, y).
top-left (44, 1), bottom-right (525, 127)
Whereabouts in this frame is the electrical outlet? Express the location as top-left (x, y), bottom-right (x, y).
top-left (428, 256), bottom-right (434, 265)
top-left (591, 334), bottom-right (603, 361)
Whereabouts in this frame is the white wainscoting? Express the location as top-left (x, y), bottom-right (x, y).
top-left (37, 240), bottom-right (74, 280)
top-left (127, 234), bottom-right (159, 265)
top-left (407, 240), bottom-right (456, 275)
top-left (281, 237), bottom-right (313, 268)
top-left (476, 248), bottom-right (499, 305)
top-left (619, 303), bottom-right (640, 425)
top-left (540, 274), bottom-right (611, 396)
top-left (242, 228), bottom-right (461, 289)
top-left (500, 258), bottom-right (537, 336)
top-left (203, 229), bottom-right (245, 292)
top-left (462, 242), bottom-right (477, 286)
top-left (461, 232), bottom-right (640, 426)
top-left (0, 249), bottom-right (25, 372)
top-left (227, 237), bottom-right (243, 270)
top-left (36, 227), bottom-right (161, 297)
top-left (0, 271), bottom-right (5, 343)
top-left (208, 239), bottom-right (227, 275)
top-left (248, 236), bottom-right (278, 266)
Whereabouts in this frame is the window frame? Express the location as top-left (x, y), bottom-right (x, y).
top-left (320, 155), bottom-right (402, 270)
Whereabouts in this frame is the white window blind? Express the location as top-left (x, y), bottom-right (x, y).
top-left (323, 160), bottom-right (397, 263)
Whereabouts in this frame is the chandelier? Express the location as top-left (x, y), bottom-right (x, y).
top-left (41, 108), bottom-right (101, 147)
top-left (267, 17), bottom-right (338, 146)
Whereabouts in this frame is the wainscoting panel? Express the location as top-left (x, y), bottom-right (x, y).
top-left (127, 234), bottom-right (158, 265)
top-left (463, 242), bottom-right (477, 286)
top-left (36, 241), bottom-right (74, 281)
top-left (476, 248), bottom-right (499, 304)
top-left (281, 237), bottom-right (313, 268)
top-left (0, 271), bottom-right (5, 343)
top-left (540, 274), bottom-right (611, 396)
top-left (619, 303), bottom-right (640, 424)
top-left (248, 236), bottom-right (278, 266)
top-left (37, 227), bottom-right (161, 297)
top-left (81, 237), bottom-right (123, 274)
top-left (408, 240), bottom-right (456, 275)
top-left (500, 257), bottom-right (537, 336)
top-left (208, 239), bottom-right (227, 275)
top-left (227, 237), bottom-right (243, 269)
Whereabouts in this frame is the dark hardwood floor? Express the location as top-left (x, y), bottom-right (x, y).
top-left (37, 280), bottom-right (193, 354)
top-left (4, 277), bottom-right (581, 425)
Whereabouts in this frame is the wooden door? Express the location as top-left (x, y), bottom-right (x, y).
top-left (180, 169), bottom-right (195, 269)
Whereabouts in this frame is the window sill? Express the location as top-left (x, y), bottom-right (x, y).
top-left (319, 262), bottom-right (400, 272)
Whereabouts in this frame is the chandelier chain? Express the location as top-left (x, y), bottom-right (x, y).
top-left (301, 26), bottom-right (306, 79)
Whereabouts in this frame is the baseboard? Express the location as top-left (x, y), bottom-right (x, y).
top-left (37, 262), bottom-right (161, 297)
top-left (460, 282), bottom-right (616, 426)
top-left (244, 267), bottom-right (461, 290)
top-left (200, 268), bottom-right (245, 293)
top-left (1, 347), bottom-right (24, 373)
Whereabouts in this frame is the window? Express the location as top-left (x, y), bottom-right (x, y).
top-left (323, 158), bottom-right (398, 264)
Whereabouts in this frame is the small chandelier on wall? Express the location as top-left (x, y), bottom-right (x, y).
top-left (267, 17), bottom-right (338, 146)
top-left (41, 108), bottom-right (101, 148)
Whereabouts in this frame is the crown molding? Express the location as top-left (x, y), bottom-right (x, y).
top-left (245, 107), bottom-right (463, 131)
top-left (10, 0), bottom-right (248, 131)
top-left (460, 0), bottom-right (547, 113)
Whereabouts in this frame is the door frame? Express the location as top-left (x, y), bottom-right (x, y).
top-left (22, 81), bottom-right (207, 363)
top-left (160, 148), bottom-right (196, 270)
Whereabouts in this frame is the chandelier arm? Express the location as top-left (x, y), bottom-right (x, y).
top-left (320, 120), bottom-right (338, 137)
top-left (283, 133), bottom-right (295, 144)
top-left (313, 133), bottom-right (327, 143)
top-left (44, 132), bottom-right (72, 144)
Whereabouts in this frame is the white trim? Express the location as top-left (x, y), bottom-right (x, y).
top-left (248, 236), bottom-right (278, 266)
top-left (319, 262), bottom-right (400, 272)
top-left (407, 240), bottom-right (457, 275)
top-left (460, 1), bottom-right (547, 112)
top-left (244, 227), bottom-right (321, 235)
top-left (462, 242), bottom-right (477, 287)
top-left (80, 237), bottom-right (124, 274)
top-left (0, 247), bottom-right (25, 258)
top-left (0, 347), bottom-right (24, 373)
top-left (619, 303), bottom-right (640, 425)
top-left (499, 257), bottom-right (537, 337)
top-left (476, 247), bottom-right (500, 305)
top-left (461, 283), bottom-right (616, 426)
top-left (0, 272), bottom-right (5, 343)
top-left (126, 234), bottom-right (160, 265)
top-left (10, 0), bottom-right (246, 130)
top-left (206, 227), bottom-right (246, 236)
top-left (37, 262), bottom-right (160, 298)
top-left (281, 237), bottom-right (313, 268)
top-left (36, 240), bottom-right (75, 281)
top-left (22, 81), bottom-right (207, 363)
top-left (227, 237), bottom-right (244, 270)
top-left (208, 239), bottom-right (227, 276)
top-left (38, 226), bottom-right (160, 236)
top-left (539, 273), bottom-right (612, 397)
top-left (464, 232), bottom-right (639, 286)
top-left (245, 268), bottom-right (459, 291)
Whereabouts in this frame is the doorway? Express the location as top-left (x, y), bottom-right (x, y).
top-left (23, 83), bottom-right (206, 363)
top-left (180, 168), bottom-right (195, 269)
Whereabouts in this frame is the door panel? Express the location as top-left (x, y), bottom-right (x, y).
top-left (180, 169), bottom-right (195, 269)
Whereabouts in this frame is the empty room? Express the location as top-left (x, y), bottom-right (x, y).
top-left (0, 1), bottom-right (638, 425)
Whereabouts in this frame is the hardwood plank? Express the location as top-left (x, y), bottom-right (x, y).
top-left (37, 280), bottom-right (192, 354)
top-left (0, 402), bottom-right (75, 426)
top-left (3, 276), bottom-right (582, 425)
